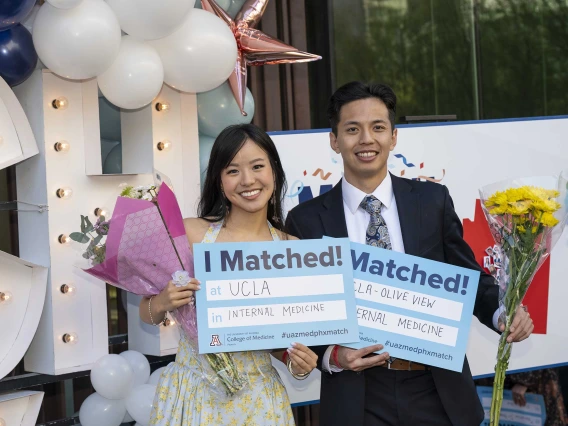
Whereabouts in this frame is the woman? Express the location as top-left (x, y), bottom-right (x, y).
top-left (141, 123), bottom-right (318, 425)
top-left (509, 370), bottom-right (567, 426)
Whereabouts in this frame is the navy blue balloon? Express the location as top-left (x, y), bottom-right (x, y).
top-left (0, 24), bottom-right (37, 86)
top-left (0, 0), bottom-right (36, 31)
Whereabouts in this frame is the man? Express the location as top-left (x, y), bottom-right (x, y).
top-left (285, 82), bottom-right (534, 426)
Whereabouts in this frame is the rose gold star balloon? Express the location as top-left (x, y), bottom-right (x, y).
top-left (201, 0), bottom-right (321, 116)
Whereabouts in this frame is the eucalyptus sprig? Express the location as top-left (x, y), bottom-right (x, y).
top-left (70, 215), bottom-right (109, 266)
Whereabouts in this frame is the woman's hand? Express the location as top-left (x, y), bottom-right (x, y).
top-left (153, 279), bottom-right (201, 314)
top-left (288, 343), bottom-right (318, 375)
top-left (512, 384), bottom-right (528, 407)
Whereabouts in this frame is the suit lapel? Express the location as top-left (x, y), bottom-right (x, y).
top-left (320, 180), bottom-right (349, 238)
top-left (391, 174), bottom-right (421, 256)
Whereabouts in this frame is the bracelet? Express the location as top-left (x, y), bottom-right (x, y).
top-left (331, 345), bottom-right (343, 369)
top-left (286, 355), bottom-right (310, 380)
top-left (148, 296), bottom-right (164, 326)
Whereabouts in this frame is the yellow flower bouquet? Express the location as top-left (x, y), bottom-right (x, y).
top-left (480, 174), bottom-right (568, 425)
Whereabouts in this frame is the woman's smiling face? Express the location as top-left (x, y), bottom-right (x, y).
top-left (221, 139), bottom-right (274, 214)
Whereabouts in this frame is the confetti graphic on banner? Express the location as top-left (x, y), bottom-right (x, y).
top-left (301, 168), bottom-right (332, 180)
top-left (416, 169), bottom-right (446, 183)
top-left (392, 152), bottom-right (445, 183)
top-left (394, 154), bottom-right (415, 167)
top-left (287, 180), bottom-right (305, 198)
top-left (312, 168), bottom-right (332, 180)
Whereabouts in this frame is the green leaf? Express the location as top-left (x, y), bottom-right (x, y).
top-left (80, 215), bottom-right (87, 233)
top-left (84, 216), bottom-right (94, 232)
top-left (70, 232), bottom-right (89, 244)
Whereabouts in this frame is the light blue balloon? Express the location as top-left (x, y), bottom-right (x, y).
top-left (197, 81), bottom-right (255, 138)
top-left (103, 144), bottom-right (122, 174)
top-left (199, 133), bottom-right (216, 184)
top-left (194, 0), bottom-right (231, 11)
top-left (227, 0), bottom-right (247, 18)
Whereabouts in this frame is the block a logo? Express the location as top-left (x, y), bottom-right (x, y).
top-left (209, 334), bottom-right (222, 346)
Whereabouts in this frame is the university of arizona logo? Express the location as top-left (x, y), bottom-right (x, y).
top-left (209, 335), bottom-right (222, 346)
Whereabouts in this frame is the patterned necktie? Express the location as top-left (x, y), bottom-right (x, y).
top-left (360, 195), bottom-right (397, 364)
top-left (360, 195), bottom-right (392, 250)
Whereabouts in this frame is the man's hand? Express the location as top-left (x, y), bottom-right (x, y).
top-left (332, 345), bottom-right (389, 372)
top-left (500, 305), bottom-right (533, 343)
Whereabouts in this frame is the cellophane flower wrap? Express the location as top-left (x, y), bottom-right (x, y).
top-left (479, 171), bottom-right (568, 425)
top-left (71, 183), bottom-right (247, 398)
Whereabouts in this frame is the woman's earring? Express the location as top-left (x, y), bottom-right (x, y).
top-left (271, 192), bottom-right (279, 223)
top-left (221, 188), bottom-right (230, 217)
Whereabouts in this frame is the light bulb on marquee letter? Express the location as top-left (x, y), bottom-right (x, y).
top-left (54, 140), bottom-right (70, 153)
top-left (62, 333), bottom-right (78, 344)
top-left (0, 292), bottom-right (13, 304)
top-left (58, 234), bottom-right (71, 244)
top-left (56, 187), bottom-right (73, 199)
top-left (155, 101), bottom-right (170, 113)
top-left (52, 97), bottom-right (69, 110)
top-left (157, 140), bottom-right (172, 152)
top-left (94, 207), bottom-right (107, 217)
top-left (60, 284), bottom-right (76, 296)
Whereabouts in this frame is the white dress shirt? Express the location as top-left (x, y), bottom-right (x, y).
top-left (322, 174), bottom-right (499, 373)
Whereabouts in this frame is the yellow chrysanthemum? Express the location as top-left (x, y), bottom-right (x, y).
top-left (487, 185), bottom-right (561, 219)
top-left (508, 200), bottom-right (531, 215)
top-left (504, 188), bottom-right (525, 203)
top-left (489, 205), bottom-right (509, 215)
top-left (539, 211), bottom-right (559, 227)
top-left (531, 198), bottom-right (561, 213)
top-left (517, 224), bottom-right (539, 233)
top-left (485, 191), bottom-right (508, 208)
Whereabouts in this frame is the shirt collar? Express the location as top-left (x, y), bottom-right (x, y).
top-left (342, 173), bottom-right (394, 215)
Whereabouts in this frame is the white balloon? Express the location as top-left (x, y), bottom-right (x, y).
top-left (79, 393), bottom-right (126, 426)
top-left (46, 0), bottom-right (83, 9)
top-left (125, 384), bottom-right (157, 426)
top-left (107, 0), bottom-right (193, 40)
top-left (97, 36), bottom-right (164, 109)
top-left (146, 367), bottom-right (166, 385)
top-left (148, 9), bottom-right (237, 93)
top-left (32, 0), bottom-right (121, 79)
top-left (120, 350), bottom-right (151, 387)
top-left (90, 354), bottom-right (134, 400)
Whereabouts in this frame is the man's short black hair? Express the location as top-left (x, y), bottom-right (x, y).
top-left (327, 81), bottom-right (397, 135)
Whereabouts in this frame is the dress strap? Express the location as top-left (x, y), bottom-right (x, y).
top-left (268, 222), bottom-right (280, 241)
top-left (201, 221), bottom-right (223, 243)
top-left (202, 220), bottom-right (280, 243)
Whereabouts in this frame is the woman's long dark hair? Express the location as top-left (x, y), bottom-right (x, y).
top-left (197, 123), bottom-right (288, 231)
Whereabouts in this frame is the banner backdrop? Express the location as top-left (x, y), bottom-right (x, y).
top-left (269, 117), bottom-right (568, 404)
